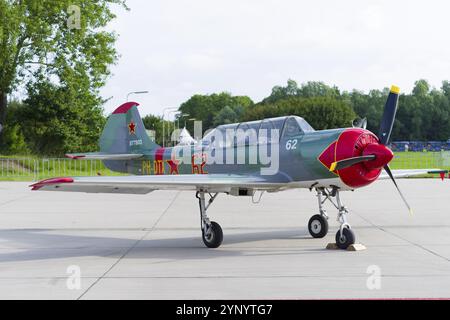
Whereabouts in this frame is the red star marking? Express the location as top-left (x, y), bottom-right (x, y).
top-left (128, 121), bottom-right (136, 135)
top-left (166, 159), bottom-right (180, 174)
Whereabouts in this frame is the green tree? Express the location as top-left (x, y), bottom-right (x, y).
top-left (298, 81), bottom-right (340, 98)
top-left (142, 114), bottom-right (173, 146)
top-left (0, 100), bottom-right (28, 154)
top-left (178, 92), bottom-right (254, 133)
top-left (16, 81), bottom-right (106, 156)
top-left (0, 0), bottom-right (126, 140)
top-left (349, 88), bottom-right (387, 135)
top-left (242, 96), bottom-right (356, 130)
top-left (213, 106), bottom-right (237, 126)
top-left (262, 80), bottom-right (341, 104)
top-left (412, 79), bottom-right (430, 96)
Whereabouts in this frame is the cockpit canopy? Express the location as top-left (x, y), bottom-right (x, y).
top-left (202, 116), bottom-right (314, 147)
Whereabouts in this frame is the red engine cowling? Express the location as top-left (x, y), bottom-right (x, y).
top-left (319, 128), bottom-right (394, 189)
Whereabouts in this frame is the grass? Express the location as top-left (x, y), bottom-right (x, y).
top-left (390, 151), bottom-right (450, 170)
top-left (1, 151), bottom-right (449, 181)
top-left (0, 156), bottom-right (124, 181)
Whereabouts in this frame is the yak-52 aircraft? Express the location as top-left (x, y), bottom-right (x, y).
top-left (30, 85), bottom-right (448, 249)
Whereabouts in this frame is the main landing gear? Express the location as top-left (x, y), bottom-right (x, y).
top-left (307, 187), bottom-right (356, 250)
top-left (196, 191), bottom-right (223, 248)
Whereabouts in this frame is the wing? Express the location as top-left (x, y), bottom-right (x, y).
top-left (379, 169), bottom-right (448, 179)
top-left (65, 152), bottom-right (143, 160)
top-left (30, 174), bottom-right (287, 194)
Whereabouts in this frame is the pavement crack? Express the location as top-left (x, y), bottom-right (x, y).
top-left (353, 211), bottom-right (450, 263)
top-left (76, 191), bottom-right (181, 300)
top-left (0, 194), bottom-right (35, 208)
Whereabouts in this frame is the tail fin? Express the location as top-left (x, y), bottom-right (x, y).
top-left (100, 102), bottom-right (159, 154)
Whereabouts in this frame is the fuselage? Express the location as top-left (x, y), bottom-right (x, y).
top-left (103, 115), bottom-right (390, 191)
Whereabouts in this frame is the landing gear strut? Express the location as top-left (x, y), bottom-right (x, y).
top-left (196, 191), bottom-right (223, 248)
top-left (308, 187), bottom-right (356, 249)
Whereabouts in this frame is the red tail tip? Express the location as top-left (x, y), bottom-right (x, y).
top-left (112, 102), bottom-right (140, 114)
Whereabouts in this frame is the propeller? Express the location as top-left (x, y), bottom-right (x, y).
top-left (383, 164), bottom-right (413, 215)
top-left (330, 85), bottom-right (412, 214)
top-left (377, 86), bottom-right (413, 213)
top-left (330, 155), bottom-right (376, 171)
top-left (378, 86), bottom-right (400, 145)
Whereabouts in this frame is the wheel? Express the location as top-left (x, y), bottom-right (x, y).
top-left (202, 221), bottom-right (223, 248)
top-left (308, 215), bottom-right (329, 238)
top-left (335, 228), bottom-right (355, 250)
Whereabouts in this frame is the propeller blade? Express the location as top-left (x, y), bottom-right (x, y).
top-left (330, 155), bottom-right (376, 171)
top-left (378, 86), bottom-right (400, 145)
top-left (384, 165), bottom-right (413, 215)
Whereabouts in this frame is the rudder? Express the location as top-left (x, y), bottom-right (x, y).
top-left (100, 102), bottom-right (159, 154)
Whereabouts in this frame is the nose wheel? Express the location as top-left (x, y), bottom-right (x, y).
top-left (335, 227), bottom-right (355, 250)
top-left (308, 214), bottom-right (328, 238)
top-left (309, 187), bottom-right (356, 250)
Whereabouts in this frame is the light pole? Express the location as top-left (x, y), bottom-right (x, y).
top-left (168, 110), bottom-right (181, 146)
top-left (162, 107), bottom-right (178, 147)
top-left (178, 114), bottom-right (190, 130)
top-left (187, 118), bottom-right (196, 128)
top-left (126, 91), bottom-right (149, 102)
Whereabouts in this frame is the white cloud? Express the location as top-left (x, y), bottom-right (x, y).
top-left (101, 0), bottom-right (450, 116)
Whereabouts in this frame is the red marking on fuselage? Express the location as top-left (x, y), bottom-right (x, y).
top-left (128, 121), bottom-right (136, 135)
top-left (192, 153), bottom-right (208, 174)
top-left (154, 148), bottom-right (166, 175)
top-left (318, 141), bottom-right (338, 175)
top-left (166, 159), bottom-right (179, 174)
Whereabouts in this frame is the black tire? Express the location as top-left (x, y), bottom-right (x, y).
top-left (308, 215), bottom-right (329, 238)
top-left (335, 228), bottom-right (355, 249)
top-left (202, 221), bottom-right (223, 248)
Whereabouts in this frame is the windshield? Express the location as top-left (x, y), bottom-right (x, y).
top-left (296, 117), bottom-right (315, 132)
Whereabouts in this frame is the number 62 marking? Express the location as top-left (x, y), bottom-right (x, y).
top-left (286, 139), bottom-right (298, 150)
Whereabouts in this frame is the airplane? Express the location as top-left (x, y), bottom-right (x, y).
top-left (30, 85), bottom-right (448, 250)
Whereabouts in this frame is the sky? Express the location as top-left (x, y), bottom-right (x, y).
top-left (100, 0), bottom-right (450, 118)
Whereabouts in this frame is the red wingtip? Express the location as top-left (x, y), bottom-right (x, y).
top-left (30, 177), bottom-right (74, 191)
top-left (112, 102), bottom-right (140, 114)
top-left (65, 154), bottom-right (85, 160)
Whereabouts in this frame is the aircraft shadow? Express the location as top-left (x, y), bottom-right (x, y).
top-left (0, 228), bottom-right (328, 264)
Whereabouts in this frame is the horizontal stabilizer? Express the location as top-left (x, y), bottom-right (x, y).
top-left (65, 152), bottom-right (144, 161)
top-left (379, 169), bottom-right (449, 180)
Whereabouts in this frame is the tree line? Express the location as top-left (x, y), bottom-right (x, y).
top-left (1, 79), bottom-right (449, 156)
top-left (175, 79), bottom-right (450, 144)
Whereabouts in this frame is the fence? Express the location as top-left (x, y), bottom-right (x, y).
top-left (390, 151), bottom-right (450, 170)
top-left (0, 151), bottom-right (449, 181)
top-left (0, 158), bottom-right (118, 181)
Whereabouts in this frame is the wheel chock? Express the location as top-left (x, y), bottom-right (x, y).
top-left (326, 243), bottom-right (339, 250)
top-left (326, 243), bottom-right (367, 251)
top-left (347, 244), bottom-right (367, 251)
